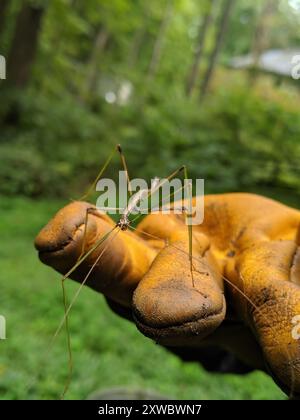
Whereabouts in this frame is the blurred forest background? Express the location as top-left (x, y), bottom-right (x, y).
top-left (1, 0), bottom-right (300, 201)
top-left (1, 0), bottom-right (300, 400)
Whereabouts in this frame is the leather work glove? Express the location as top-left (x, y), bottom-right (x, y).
top-left (34, 193), bottom-right (300, 398)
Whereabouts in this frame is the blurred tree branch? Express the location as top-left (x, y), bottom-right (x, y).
top-left (0, 0), bottom-right (9, 39)
top-left (7, 2), bottom-right (45, 89)
top-left (128, 22), bottom-right (148, 69)
top-left (147, 0), bottom-right (173, 81)
top-left (249, 0), bottom-right (278, 85)
top-left (80, 25), bottom-right (110, 102)
top-left (185, 0), bottom-right (217, 98)
top-left (199, 0), bottom-right (235, 101)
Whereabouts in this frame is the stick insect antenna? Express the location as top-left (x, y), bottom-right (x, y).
top-left (116, 144), bottom-right (132, 196)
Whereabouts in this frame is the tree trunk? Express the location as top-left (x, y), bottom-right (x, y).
top-left (199, 0), bottom-right (235, 100)
top-left (80, 26), bottom-right (109, 101)
top-left (147, 0), bottom-right (173, 81)
top-left (0, 0), bottom-right (9, 38)
top-left (127, 25), bottom-right (147, 69)
top-left (249, 0), bottom-right (277, 84)
top-left (185, 0), bottom-right (216, 98)
top-left (7, 2), bottom-right (44, 89)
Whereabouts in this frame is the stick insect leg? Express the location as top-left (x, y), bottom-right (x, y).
top-left (79, 147), bottom-right (117, 201)
top-left (78, 142), bottom-right (132, 202)
top-left (59, 222), bottom-right (119, 399)
top-left (61, 205), bottom-right (106, 399)
top-left (53, 216), bottom-right (116, 398)
top-left (53, 144), bottom-right (131, 398)
top-left (183, 166), bottom-right (195, 288)
top-left (158, 166), bottom-right (196, 287)
top-left (60, 206), bottom-right (97, 399)
top-left (54, 227), bottom-right (119, 346)
top-left (53, 228), bottom-right (117, 338)
top-left (60, 279), bottom-right (72, 399)
top-left (78, 207), bottom-right (113, 260)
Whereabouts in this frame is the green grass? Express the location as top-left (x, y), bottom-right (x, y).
top-left (0, 196), bottom-right (286, 400)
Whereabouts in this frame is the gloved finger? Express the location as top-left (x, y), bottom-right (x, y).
top-left (233, 240), bottom-right (300, 397)
top-left (34, 201), bottom-right (157, 307)
top-left (133, 229), bottom-right (226, 347)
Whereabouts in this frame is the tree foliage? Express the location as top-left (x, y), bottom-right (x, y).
top-left (0, 0), bottom-right (300, 200)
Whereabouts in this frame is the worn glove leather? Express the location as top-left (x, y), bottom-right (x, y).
top-left (35, 193), bottom-right (300, 397)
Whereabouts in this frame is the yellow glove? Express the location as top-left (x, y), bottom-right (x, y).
top-left (34, 193), bottom-right (300, 398)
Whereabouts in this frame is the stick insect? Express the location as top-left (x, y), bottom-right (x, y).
top-left (52, 144), bottom-right (194, 398)
top-left (48, 144), bottom-right (297, 400)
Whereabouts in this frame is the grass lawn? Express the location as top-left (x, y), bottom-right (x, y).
top-left (0, 196), bottom-right (287, 400)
